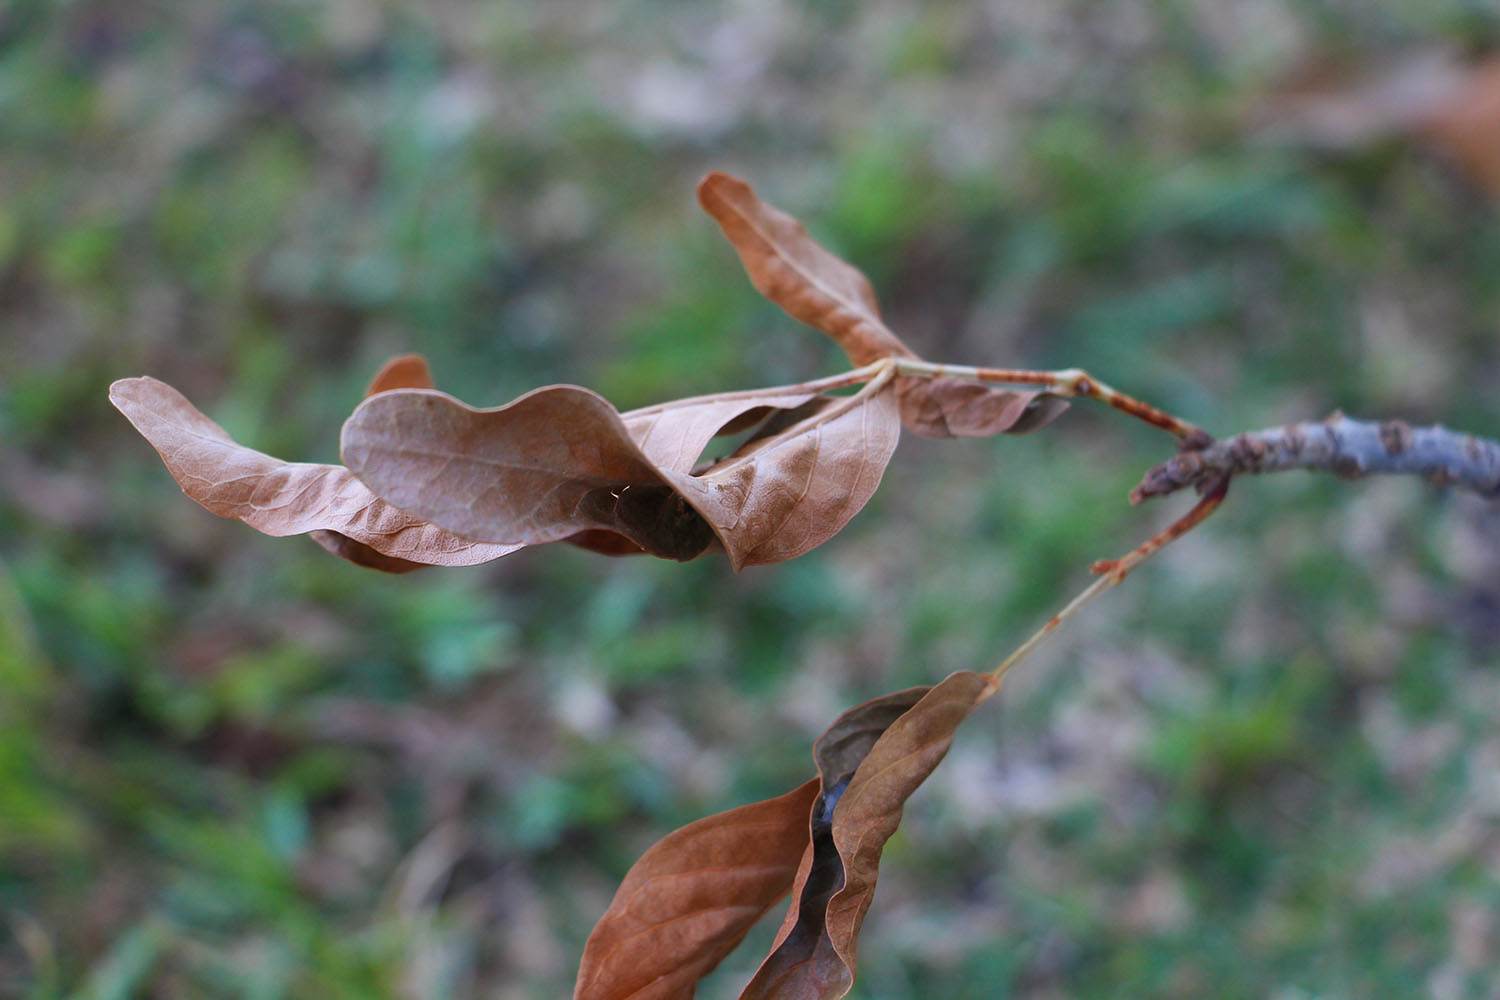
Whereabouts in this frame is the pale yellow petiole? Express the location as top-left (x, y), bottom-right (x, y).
top-left (979, 475), bottom-right (1231, 699)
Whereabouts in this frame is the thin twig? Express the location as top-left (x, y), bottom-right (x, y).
top-left (1092, 475), bottom-right (1232, 581)
top-left (707, 363), bottom-right (898, 478)
top-left (893, 358), bottom-right (1208, 441)
top-left (983, 574), bottom-right (1113, 693)
top-left (1132, 413), bottom-right (1500, 503)
top-left (620, 360), bottom-right (889, 418)
top-left (981, 476), bottom-right (1232, 694)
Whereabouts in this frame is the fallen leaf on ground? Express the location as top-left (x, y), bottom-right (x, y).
top-left (1418, 59), bottom-right (1500, 198)
top-left (574, 779), bottom-right (821, 1000)
top-left (1255, 51), bottom-right (1500, 198)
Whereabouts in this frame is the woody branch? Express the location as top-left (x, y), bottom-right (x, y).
top-left (1132, 413), bottom-right (1500, 503)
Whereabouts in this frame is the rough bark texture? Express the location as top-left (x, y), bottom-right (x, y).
top-left (1134, 413), bottom-right (1500, 502)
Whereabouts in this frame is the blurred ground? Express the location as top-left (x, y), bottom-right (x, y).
top-left (3, 1), bottom-right (1500, 997)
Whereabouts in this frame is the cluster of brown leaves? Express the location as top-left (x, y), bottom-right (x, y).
top-left (575, 671), bottom-right (997, 999)
top-left (112, 172), bottom-right (1066, 572)
top-left (111, 173), bottom-right (1050, 997)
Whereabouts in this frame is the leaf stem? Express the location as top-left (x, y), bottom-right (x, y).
top-left (785, 361), bottom-right (897, 432)
top-left (982, 475), bottom-right (1231, 694)
top-left (892, 358), bottom-right (1207, 442)
top-left (621, 362), bottom-right (890, 419)
top-left (697, 362), bottom-right (898, 476)
top-left (983, 574), bottom-right (1113, 694)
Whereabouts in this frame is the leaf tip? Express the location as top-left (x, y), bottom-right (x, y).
top-left (696, 169), bottom-right (745, 210)
top-left (365, 354), bottom-right (435, 397)
top-left (108, 375), bottom-right (146, 403)
top-left (107, 375), bottom-right (170, 420)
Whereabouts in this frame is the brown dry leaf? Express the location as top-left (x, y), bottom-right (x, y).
top-left (119, 172), bottom-right (1069, 573)
top-left (574, 778), bottom-right (820, 1000)
top-left (896, 377), bottom-right (1070, 438)
top-left (306, 529), bottom-right (429, 573)
top-left (741, 671), bottom-right (996, 1000)
top-left (1253, 51), bottom-right (1469, 149)
top-left (340, 378), bottom-right (900, 570)
top-left (811, 686), bottom-right (930, 786)
top-left (675, 387), bottom-right (899, 568)
top-left (697, 171), bottom-right (913, 367)
top-left (1418, 59), bottom-right (1500, 198)
top-left (308, 353), bottom-right (450, 572)
top-left (357, 353), bottom-right (754, 565)
top-left (109, 376), bottom-right (519, 569)
top-left (1256, 52), bottom-right (1500, 198)
top-left (341, 383), bottom-right (710, 561)
top-left (571, 673), bottom-right (996, 999)
top-left (620, 387), bottom-right (822, 474)
top-left (697, 171), bottom-right (1067, 439)
top-left (365, 353), bottom-right (436, 396)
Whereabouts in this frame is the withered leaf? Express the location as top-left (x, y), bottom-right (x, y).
top-left (308, 353), bottom-right (450, 573)
top-left (896, 377), bottom-right (1069, 438)
top-left (341, 384), bottom-right (721, 563)
top-left (698, 171), bottom-right (1067, 439)
top-left (109, 376), bottom-right (519, 569)
top-left (340, 378), bottom-right (901, 570)
top-left (1256, 53), bottom-right (1500, 198)
top-left (306, 528), bottom-right (428, 573)
top-left (741, 671), bottom-right (996, 1000)
top-left (738, 784), bottom-right (847, 1000)
top-left (812, 686), bottom-right (929, 788)
top-left (357, 354), bottom-right (762, 565)
top-left (698, 171), bottom-right (914, 368)
top-left (674, 386), bottom-right (899, 568)
top-left (1253, 51), bottom-right (1470, 149)
top-left (365, 352), bottom-right (436, 396)
top-left (1417, 59), bottom-right (1500, 198)
top-left (620, 387), bottom-right (821, 474)
top-left (575, 778), bottom-right (821, 1000)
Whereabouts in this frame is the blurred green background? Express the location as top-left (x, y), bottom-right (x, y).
top-left (4, 1), bottom-right (1500, 997)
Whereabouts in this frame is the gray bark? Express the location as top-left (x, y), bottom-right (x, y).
top-left (1132, 413), bottom-right (1500, 502)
